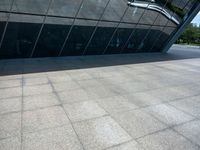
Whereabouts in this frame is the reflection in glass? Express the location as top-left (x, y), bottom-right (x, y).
top-left (140, 9), bottom-right (159, 25)
top-left (61, 19), bottom-right (97, 56)
top-left (105, 23), bottom-right (134, 54)
top-left (12, 0), bottom-right (50, 14)
top-left (77, 0), bottom-right (109, 20)
top-left (122, 4), bottom-right (146, 23)
top-left (0, 0), bottom-right (12, 11)
top-left (142, 26), bottom-right (163, 52)
top-left (48, 0), bottom-right (82, 17)
top-left (85, 21), bottom-right (117, 55)
top-left (0, 14), bottom-right (42, 58)
top-left (0, 0), bottom-right (199, 59)
top-left (151, 27), bottom-right (176, 52)
top-left (0, 13), bottom-right (8, 43)
top-left (102, 0), bottom-right (127, 22)
top-left (0, 23), bottom-right (5, 43)
top-left (123, 25), bottom-right (150, 53)
top-left (33, 17), bottom-right (73, 57)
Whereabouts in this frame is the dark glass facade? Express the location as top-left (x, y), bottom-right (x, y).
top-left (0, 0), bottom-right (199, 59)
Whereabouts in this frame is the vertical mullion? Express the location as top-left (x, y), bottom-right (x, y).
top-left (102, 0), bottom-right (134, 55)
top-left (58, 0), bottom-right (85, 56)
top-left (82, 0), bottom-right (112, 55)
top-left (149, 0), bottom-right (190, 52)
top-left (135, 0), bottom-right (169, 52)
top-left (0, 0), bottom-right (15, 49)
top-left (120, 1), bottom-right (153, 53)
top-left (30, 0), bottom-right (53, 57)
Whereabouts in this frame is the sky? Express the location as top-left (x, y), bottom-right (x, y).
top-left (192, 12), bottom-right (200, 26)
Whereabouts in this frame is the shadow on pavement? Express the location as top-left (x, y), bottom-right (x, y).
top-left (0, 45), bottom-right (200, 76)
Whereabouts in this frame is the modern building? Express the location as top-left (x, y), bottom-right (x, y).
top-left (0, 0), bottom-right (199, 59)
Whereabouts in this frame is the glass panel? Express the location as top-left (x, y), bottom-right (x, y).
top-left (122, 4), bottom-right (146, 24)
top-left (48, 0), bottom-right (82, 17)
top-left (123, 25), bottom-right (150, 53)
top-left (160, 0), bottom-right (192, 23)
top-left (105, 23), bottom-right (134, 54)
top-left (61, 19), bottom-right (97, 56)
top-left (183, 0), bottom-right (199, 15)
top-left (33, 17), bottom-right (73, 58)
top-left (102, 0), bottom-right (127, 22)
top-left (0, 0), bottom-right (12, 11)
top-left (85, 21), bottom-right (117, 55)
top-left (12, 0), bottom-right (50, 14)
top-left (0, 13), bottom-right (8, 42)
top-left (151, 1), bottom-right (174, 26)
top-left (0, 14), bottom-right (42, 59)
top-left (139, 9), bottom-right (159, 25)
top-left (164, 0), bottom-right (198, 27)
top-left (77, 0), bottom-right (109, 20)
top-left (151, 26), bottom-right (176, 52)
top-left (141, 26), bottom-right (163, 52)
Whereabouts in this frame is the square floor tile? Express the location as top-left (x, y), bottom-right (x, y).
top-left (0, 97), bottom-right (21, 114)
top-left (137, 129), bottom-right (199, 150)
top-left (169, 96), bottom-right (200, 118)
top-left (58, 89), bottom-right (91, 104)
top-left (0, 79), bottom-right (21, 88)
top-left (77, 79), bottom-right (103, 88)
top-left (22, 125), bottom-right (83, 150)
top-left (124, 92), bottom-right (164, 107)
top-left (52, 81), bottom-right (80, 92)
top-left (24, 77), bottom-right (49, 86)
top-left (0, 112), bottom-right (21, 139)
top-left (48, 74), bottom-right (72, 83)
top-left (23, 93), bottom-right (60, 111)
top-left (147, 87), bottom-right (186, 102)
top-left (73, 116), bottom-right (132, 150)
top-left (63, 101), bottom-right (107, 122)
top-left (23, 106), bottom-right (69, 133)
top-left (23, 84), bottom-right (53, 96)
top-left (107, 140), bottom-right (144, 150)
top-left (0, 75), bottom-right (22, 81)
top-left (144, 104), bottom-right (194, 126)
top-left (0, 87), bottom-right (22, 99)
top-left (111, 110), bottom-right (166, 138)
top-left (96, 96), bottom-right (138, 114)
top-left (69, 71), bottom-right (93, 81)
top-left (84, 86), bottom-right (118, 99)
top-left (174, 120), bottom-right (200, 146)
top-left (170, 84), bottom-right (200, 98)
top-left (0, 136), bottom-right (21, 150)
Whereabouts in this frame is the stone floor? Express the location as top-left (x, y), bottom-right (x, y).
top-left (0, 46), bottom-right (200, 150)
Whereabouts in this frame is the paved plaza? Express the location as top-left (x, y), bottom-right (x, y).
top-left (0, 46), bottom-right (200, 150)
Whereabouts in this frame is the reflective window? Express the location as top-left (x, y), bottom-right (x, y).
top-left (85, 21), bottom-right (117, 55)
top-left (0, 0), bottom-right (12, 11)
top-left (12, 0), bottom-right (50, 14)
top-left (105, 23), bottom-right (134, 54)
top-left (0, 13), bottom-right (8, 42)
top-left (0, 14), bottom-right (42, 58)
top-left (77, 0), bottom-right (109, 20)
top-left (48, 0), bottom-right (82, 17)
top-left (151, 27), bottom-right (176, 52)
top-left (102, 0), bottom-right (127, 22)
top-left (139, 9), bottom-right (159, 25)
top-left (33, 17), bottom-right (73, 57)
top-left (183, 0), bottom-right (198, 15)
top-left (142, 26), bottom-right (164, 52)
top-left (122, 6), bottom-right (146, 24)
top-left (123, 25), bottom-right (150, 53)
top-left (0, 0), bottom-right (199, 59)
top-left (61, 19), bottom-right (97, 56)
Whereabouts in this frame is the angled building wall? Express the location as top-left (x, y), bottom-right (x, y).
top-left (0, 0), bottom-right (199, 59)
